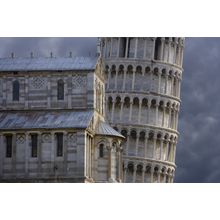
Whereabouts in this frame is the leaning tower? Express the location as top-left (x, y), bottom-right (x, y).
top-left (99, 37), bottom-right (184, 183)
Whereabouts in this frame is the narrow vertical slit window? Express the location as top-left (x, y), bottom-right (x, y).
top-left (57, 79), bottom-right (64, 100)
top-left (13, 80), bottom-right (20, 101)
top-left (57, 133), bottom-right (63, 157)
top-left (31, 134), bottom-right (38, 158)
top-left (99, 144), bottom-right (104, 158)
top-left (6, 135), bottom-right (12, 158)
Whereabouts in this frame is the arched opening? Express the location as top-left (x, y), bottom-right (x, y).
top-left (132, 97), bottom-right (139, 123)
top-left (154, 37), bottom-right (161, 60)
top-left (99, 144), bottom-right (104, 158)
top-left (119, 38), bottom-right (127, 58)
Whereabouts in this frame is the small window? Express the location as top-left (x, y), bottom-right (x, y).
top-left (6, 135), bottom-right (12, 158)
top-left (154, 37), bottom-right (161, 60)
top-left (99, 144), bottom-right (104, 158)
top-left (31, 134), bottom-right (38, 158)
top-left (12, 80), bottom-right (20, 101)
top-left (57, 79), bottom-right (64, 100)
top-left (56, 133), bottom-right (63, 157)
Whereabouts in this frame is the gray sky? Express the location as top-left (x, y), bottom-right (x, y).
top-left (0, 37), bottom-right (217, 183)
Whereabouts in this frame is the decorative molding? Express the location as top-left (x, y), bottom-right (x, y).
top-left (72, 74), bottom-right (86, 90)
top-left (16, 134), bottom-right (25, 144)
top-left (30, 77), bottom-right (47, 90)
top-left (42, 133), bottom-right (51, 143)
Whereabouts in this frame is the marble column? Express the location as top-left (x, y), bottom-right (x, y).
top-left (25, 132), bottom-right (29, 175)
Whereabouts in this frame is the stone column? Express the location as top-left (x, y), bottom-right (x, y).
top-left (158, 171), bottom-right (161, 183)
top-left (103, 38), bottom-right (107, 58)
top-left (171, 75), bottom-right (174, 96)
top-left (153, 137), bottom-right (157, 159)
top-left (167, 38), bottom-right (172, 62)
top-left (165, 74), bottom-right (168, 95)
top-left (125, 131), bottom-right (130, 155)
top-left (125, 37), bottom-right (129, 58)
top-left (158, 72), bottom-right (161, 94)
top-left (67, 74), bottom-right (72, 109)
top-left (141, 70), bottom-right (145, 91)
top-left (173, 38), bottom-right (178, 63)
top-left (135, 133), bottom-right (140, 156)
top-left (114, 68), bottom-right (118, 90)
top-left (47, 75), bottom-right (51, 108)
top-left (117, 145), bottom-right (123, 182)
top-left (132, 70), bottom-right (135, 91)
top-left (168, 107), bottom-right (172, 128)
top-left (2, 76), bottom-right (6, 109)
top-left (107, 69), bottom-right (110, 90)
top-left (160, 38), bottom-right (165, 60)
top-left (133, 164), bottom-right (137, 183)
top-left (144, 132), bottom-right (148, 158)
top-left (110, 38), bottom-right (113, 57)
top-left (138, 101), bottom-right (142, 124)
top-left (129, 101), bottom-right (133, 122)
top-left (117, 38), bottom-right (120, 58)
top-left (25, 132), bottom-right (29, 175)
top-left (142, 166), bottom-right (146, 183)
top-left (147, 102), bottom-right (150, 124)
top-left (122, 68), bottom-right (127, 91)
top-left (108, 145), bottom-right (113, 182)
top-left (119, 101), bottom-right (124, 121)
top-left (143, 38), bottom-right (147, 59)
top-left (51, 132), bottom-right (55, 171)
top-left (150, 166), bottom-right (154, 183)
top-left (165, 141), bottom-right (169, 161)
top-left (180, 45), bottom-right (184, 66)
top-left (123, 162), bottom-right (128, 182)
top-left (37, 132), bottom-right (42, 175)
top-left (162, 106), bottom-right (166, 127)
top-left (12, 133), bottom-right (16, 175)
top-left (178, 78), bottom-right (182, 98)
top-left (151, 38), bottom-right (156, 60)
top-left (111, 100), bottom-right (115, 122)
top-left (173, 141), bottom-right (177, 162)
top-left (63, 131), bottom-right (68, 175)
top-left (155, 103), bottom-right (159, 126)
top-left (25, 76), bottom-right (29, 109)
top-left (176, 108), bottom-right (180, 130)
top-left (134, 38), bottom-right (138, 58)
top-left (160, 138), bottom-right (164, 160)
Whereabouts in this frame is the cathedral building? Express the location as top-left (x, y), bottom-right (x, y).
top-left (0, 37), bottom-right (184, 183)
top-left (100, 37), bottom-right (184, 183)
top-left (0, 56), bottom-right (124, 182)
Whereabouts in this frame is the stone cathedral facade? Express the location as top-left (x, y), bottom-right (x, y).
top-left (100, 37), bottom-right (184, 183)
top-left (0, 56), bottom-right (124, 182)
top-left (0, 37), bottom-right (184, 183)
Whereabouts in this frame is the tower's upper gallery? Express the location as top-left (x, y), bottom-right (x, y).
top-left (99, 37), bottom-right (185, 68)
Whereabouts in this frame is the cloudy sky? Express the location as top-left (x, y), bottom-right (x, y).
top-left (0, 37), bottom-right (217, 183)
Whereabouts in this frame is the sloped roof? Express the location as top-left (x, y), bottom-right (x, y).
top-left (0, 110), bottom-right (93, 130)
top-left (0, 56), bottom-right (97, 72)
top-left (96, 121), bottom-right (124, 138)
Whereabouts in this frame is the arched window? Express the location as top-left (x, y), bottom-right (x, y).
top-left (12, 80), bottom-right (19, 101)
top-left (99, 144), bottom-right (104, 158)
top-left (154, 37), bottom-right (161, 60)
top-left (57, 79), bottom-right (64, 100)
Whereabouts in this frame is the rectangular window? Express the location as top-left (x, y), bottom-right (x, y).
top-left (6, 135), bottom-right (12, 158)
top-left (56, 133), bottom-right (63, 157)
top-left (31, 134), bottom-right (38, 158)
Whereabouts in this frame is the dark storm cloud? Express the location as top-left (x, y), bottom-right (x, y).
top-left (175, 38), bottom-right (220, 182)
top-left (0, 37), bottom-right (219, 182)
